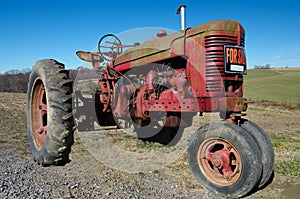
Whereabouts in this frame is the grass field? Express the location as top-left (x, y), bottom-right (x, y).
top-left (244, 68), bottom-right (300, 107)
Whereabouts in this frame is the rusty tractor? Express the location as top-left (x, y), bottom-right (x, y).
top-left (27, 5), bottom-right (274, 198)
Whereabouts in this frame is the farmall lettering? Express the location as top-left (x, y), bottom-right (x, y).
top-left (26, 5), bottom-right (274, 199)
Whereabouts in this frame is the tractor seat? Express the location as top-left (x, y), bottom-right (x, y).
top-left (76, 51), bottom-right (104, 63)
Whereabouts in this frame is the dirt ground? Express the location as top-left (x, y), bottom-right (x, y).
top-left (0, 92), bottom-right (299, 198)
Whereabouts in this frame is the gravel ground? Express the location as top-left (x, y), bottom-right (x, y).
top-left (0, 135), bottom-right (213, 199)
top-left (0, 148), bottom-right (203, 198)
top-left (0, 92), bottom-right (299, 198)
top-left (0, 92), bottom-right (214, 198)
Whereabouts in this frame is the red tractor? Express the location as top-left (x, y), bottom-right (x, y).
top-left (26, 6), bottom-right (274, 198)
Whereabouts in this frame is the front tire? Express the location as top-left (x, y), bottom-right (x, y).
top-left (188, 122), bottom-right (262, 198)
top-left (26, 59), bottom-right (75, 165)
top-left (240, 119), bottom-right (275, 188)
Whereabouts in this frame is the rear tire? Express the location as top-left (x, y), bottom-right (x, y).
top-left (26, 59), bottom-right (75, 166)
top-left (188, 122), bottom-right (262, 198)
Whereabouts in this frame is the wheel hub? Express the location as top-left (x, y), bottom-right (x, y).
top-left (198, 138), bottom-right (242, 186)
top-left (211, 153), bottom-right (224, 169)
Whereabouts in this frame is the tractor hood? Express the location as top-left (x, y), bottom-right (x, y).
top-left (114, 20), bottom-right (244, 69)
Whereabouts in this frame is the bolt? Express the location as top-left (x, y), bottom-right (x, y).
top-left (212, 159), bottom-right (222, 168)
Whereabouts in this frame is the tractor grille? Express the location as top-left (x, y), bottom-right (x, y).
top-left (204, 35), bottom-right (244, 93)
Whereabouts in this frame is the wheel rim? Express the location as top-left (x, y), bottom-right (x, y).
top-left (30, 79), bottom-right (47, 149)
top-left (197, 137), bottom-right (242, 186)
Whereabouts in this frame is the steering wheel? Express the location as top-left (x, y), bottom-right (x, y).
top-left (98, 34), bottom-right (122, 61)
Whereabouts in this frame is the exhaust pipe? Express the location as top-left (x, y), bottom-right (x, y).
top-left (176, 5), bottom-right (186, 30)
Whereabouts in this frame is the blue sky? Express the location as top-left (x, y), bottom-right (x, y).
top-left (1, 0), bottom-right (300, 73)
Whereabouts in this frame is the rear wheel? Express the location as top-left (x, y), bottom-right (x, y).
top-left (240, 119), bottom-right (275, 188)
top-left (27, 59), bottom-right (75, 166)
top-left (188, 122), bottom-right (262, 198)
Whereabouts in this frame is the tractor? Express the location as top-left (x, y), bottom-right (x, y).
top-left (26, 5), bottom-right (274, 198)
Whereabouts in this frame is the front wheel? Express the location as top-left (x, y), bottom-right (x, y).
top-left (26, 59), bottom-right (75, 166)
top-left (188, 122), bottom-right (262, 198)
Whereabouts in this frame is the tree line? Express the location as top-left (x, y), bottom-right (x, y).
top-left (0, 69), bottom-right (31, 93)
top-left (254, 64), bottom-right (271, 69)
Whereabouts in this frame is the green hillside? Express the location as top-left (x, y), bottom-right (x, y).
top-left (243, 69), bottom-right (300, 107)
